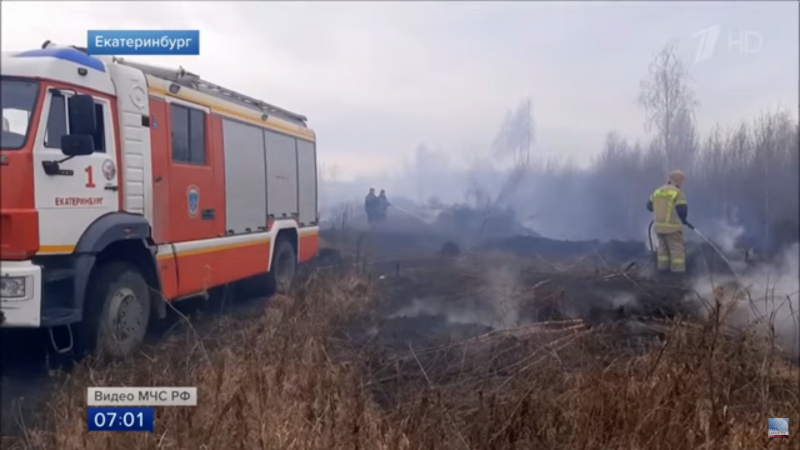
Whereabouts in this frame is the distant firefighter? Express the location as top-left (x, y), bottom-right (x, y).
top-left (647, 170), bottom-right (689, 274)
top-left (365, 188), bottom-right (378, 225)
top-left (375, 190), bottom-right (391, 222)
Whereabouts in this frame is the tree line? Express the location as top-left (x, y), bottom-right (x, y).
top-left (488, 43), bottom-right (798, 253)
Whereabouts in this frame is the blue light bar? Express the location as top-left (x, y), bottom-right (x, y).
top-left (16, 47), bottom-right (106, 73)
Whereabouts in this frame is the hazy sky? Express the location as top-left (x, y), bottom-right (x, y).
top-left (2, 1), bottom-right (797, 180)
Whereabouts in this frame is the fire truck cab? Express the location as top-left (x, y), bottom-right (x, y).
top-left (0, 42), bottom-right (319, 357)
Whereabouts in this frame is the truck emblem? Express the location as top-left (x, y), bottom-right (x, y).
top-left (187, 186), bottom-right (200, 218)
top-left (102, 159), bottom-right (116, 181)
top-left (130, 85), bottom-right (146, 110)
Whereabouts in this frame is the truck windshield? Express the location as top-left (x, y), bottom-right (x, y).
top-left (1, 78), bottom-right (39, 150)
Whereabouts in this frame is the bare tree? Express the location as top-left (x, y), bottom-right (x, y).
top-left (464, 172), bottom-right (493, 211)
top-left (670, 107), bottom-right (699, 172)
top-left (638, 42), bottom-right (699, 171)
top-left (492, 97), bottom-right (534, 168)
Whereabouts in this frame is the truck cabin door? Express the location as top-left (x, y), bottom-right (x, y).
top-left (33, 86), bottom-right (119, 254)
top-left (162, 98), bottom-right (218, 243)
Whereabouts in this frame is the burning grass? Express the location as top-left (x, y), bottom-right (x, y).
top-left (7, 265), bottom-right (800, 449)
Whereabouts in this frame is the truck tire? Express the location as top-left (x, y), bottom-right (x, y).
top-left (266, 238), bottom-right (297, 295)
top-left (76, 262), bottom-right (151, 359)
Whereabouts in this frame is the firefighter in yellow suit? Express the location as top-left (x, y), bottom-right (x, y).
top-left (647, 170), bottom-right (689, 273)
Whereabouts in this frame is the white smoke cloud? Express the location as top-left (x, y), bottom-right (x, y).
top-left (714, 220), bottom-right (745, 254)
top-left (482, 265), bottom-right (523, 329)
top-left (691, 243), bottom-right (800, 359)
top-left (384, 263), bottom-right (524, 331)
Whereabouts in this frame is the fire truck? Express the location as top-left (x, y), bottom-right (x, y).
top-left (0, 42), bottom-right (319, 357)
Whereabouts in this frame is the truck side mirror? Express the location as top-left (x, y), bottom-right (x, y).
top-left (61, 134), bottom-right (94, 156)
top-left (67, 94), bottom-right (96, 135)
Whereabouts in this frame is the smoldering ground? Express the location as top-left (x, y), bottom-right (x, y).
top-left (690, 243), bottom-right (800, 360)
top-left (331, 230), bottom-right (697, 352)
top-left (320, 225), bottom-right (798, 446)
top-left (3, 220), bottom-right (797, 448)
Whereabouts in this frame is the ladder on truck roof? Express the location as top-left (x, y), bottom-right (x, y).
top-left (113, 57), bottom-right (308, 126)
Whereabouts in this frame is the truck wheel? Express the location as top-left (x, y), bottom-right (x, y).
top-left (78, 262), bottom-right (151, 359)
top-left (266, 238), bottom-right (297, 294)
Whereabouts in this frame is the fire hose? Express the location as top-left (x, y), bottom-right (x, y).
top-left (647, 220), bottom-right (742, 284)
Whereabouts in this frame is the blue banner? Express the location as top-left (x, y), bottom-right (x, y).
top-left (87, 407), bottom-right (155, 432)
top-left (87, 30), bottom-right (199, 55)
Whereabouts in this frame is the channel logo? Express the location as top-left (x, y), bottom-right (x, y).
top-left (768, 418), bottom-right (788, 438)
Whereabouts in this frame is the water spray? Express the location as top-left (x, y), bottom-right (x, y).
top-left (688, 223), bottom-right (743, 285)
top-left (391, 204), bottom-right (434, 224)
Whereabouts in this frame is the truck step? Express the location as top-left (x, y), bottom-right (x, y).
top-left (40, 307), bottom-right (80, 327)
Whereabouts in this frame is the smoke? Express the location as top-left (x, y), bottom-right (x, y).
top-left (385, 263), bottom-right (524, 331)
top-left (691, 243), bottom-right (800, 360)
top-left (482, 264), bottom-right (523, 329)
top-left (320, 99), bottom-right (797, 247)
top-left (713, 220), bottom-right (745, 254)
top-left (608, 291), bottom-right (638, 310)
top-left (385, 296), bottom-right (509, 330)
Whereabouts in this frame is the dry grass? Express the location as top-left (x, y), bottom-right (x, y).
top-left (9, 269), bottom-right (800, 450)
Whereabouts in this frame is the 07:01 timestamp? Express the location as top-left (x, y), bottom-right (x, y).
top-left (87, 407), bottom-right (154, 432)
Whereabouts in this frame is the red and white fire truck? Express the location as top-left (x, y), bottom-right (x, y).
top-left (0, 42), bottom-right (319, 357)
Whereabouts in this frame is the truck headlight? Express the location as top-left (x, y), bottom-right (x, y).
top-left (1, 276), bottom-right (27, 299)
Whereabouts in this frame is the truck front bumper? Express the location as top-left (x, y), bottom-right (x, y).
top-left (1, 260), bottom-right (42, 327)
